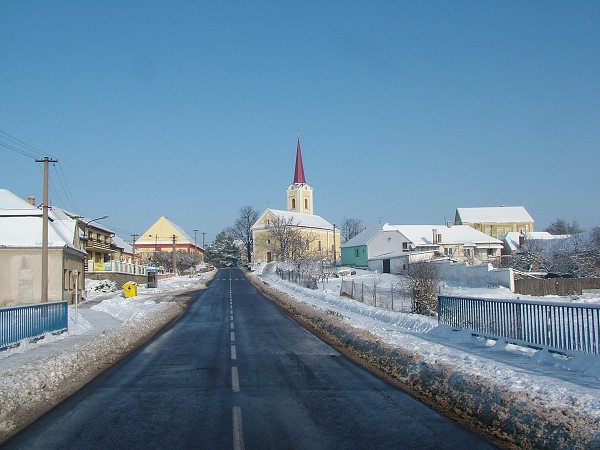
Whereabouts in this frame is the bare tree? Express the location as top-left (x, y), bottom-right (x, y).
top-left (149, 250), bottom-right (201, 274)
top-left (265, 215), bottom-right (304, 262)
top-left (231, 205), bottom-right (259, 264)
top-left (340, 217), bottom-right (364, 243)
top-left (405, 261), bottom-right (440, 316)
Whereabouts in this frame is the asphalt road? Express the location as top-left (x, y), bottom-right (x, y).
top-left (3, 268), bottom-right (494, 449)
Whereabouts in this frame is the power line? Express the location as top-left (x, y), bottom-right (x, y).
top-left (0, 130), bottom-right (80, 213)
top-left (0, 130), bottom-right (56, 159)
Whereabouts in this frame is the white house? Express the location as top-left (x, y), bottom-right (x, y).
top-left (0, 189), bottom-right (87, 306)
top-left (366, 223), bottom-right (504, 274)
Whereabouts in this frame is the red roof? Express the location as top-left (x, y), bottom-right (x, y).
top-left (293, 135), bottom-right (306, 184)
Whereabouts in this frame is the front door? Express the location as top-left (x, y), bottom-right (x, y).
top-left (382, 259), bottom-right (391, 273)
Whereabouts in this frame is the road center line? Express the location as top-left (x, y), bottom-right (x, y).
top-left (232, 406), bottom-right (245, 450)
top-left (231, 366), bottom-right (240, 392)
top-left (231, 344), bottom-right (237, 360)
top-left (230, 331), bottom-right (235, 342)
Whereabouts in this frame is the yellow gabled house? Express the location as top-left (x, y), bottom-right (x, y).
top-left (252, 135), bottom-right (340, 263)
top-left (135, 216), bottom-right (204, 263)
top-left (454, 206), bottom-right (534, 240)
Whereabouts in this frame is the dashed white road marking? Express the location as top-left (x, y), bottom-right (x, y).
top-left (231, 366), bottom-right (240, 392)
top-left (231, 344), bottom-right (237, 360)
top-left (232, 406), bottom-right (245, 450)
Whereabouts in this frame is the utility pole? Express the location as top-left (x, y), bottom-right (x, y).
top-left (36, 156), bottom-right (57, 302)
top-left (202, 232), bottom-right (206, 249)
top-left (193, 229), bottom-right (198, 248)
top-left (333, 224), bottom-right (337, 266)
top-left (131, 234), bottom-right (138, 268)
top-left (172, 235), bottom-right (177, 275)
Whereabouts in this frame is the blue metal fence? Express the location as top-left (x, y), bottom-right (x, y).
top-left (438, 296), bottom-right (600, 355)
top-left (0, 301), bottom-right (68, 350)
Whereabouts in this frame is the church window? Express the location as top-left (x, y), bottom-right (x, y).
top-left (304, 199), bottom-right (308, 209)
top-left (291, 198), bottom-right (296, 209)
top-left (318, 241), bottom-right (322, 251)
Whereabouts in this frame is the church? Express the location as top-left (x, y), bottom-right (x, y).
top-left (251, 135), bottom-right (341, 263)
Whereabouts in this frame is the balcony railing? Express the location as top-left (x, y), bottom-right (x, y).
top-left (84, 238), bottom-right (113, 251)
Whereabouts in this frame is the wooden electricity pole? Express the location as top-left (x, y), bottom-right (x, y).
top-left (36, 156), bottom-right (57, 302)
top-left (172, 235), bottom-right (177, 275)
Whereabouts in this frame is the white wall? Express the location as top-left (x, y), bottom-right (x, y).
top-left (435, 260), bottom-right (514, 291)
top-left (368, 256), bottom-right (514, 291)
top-left (369, 230), bottom-right (406, 258)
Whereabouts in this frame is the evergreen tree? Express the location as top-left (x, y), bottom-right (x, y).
top-left (205, 230), bottom-right (240, 268)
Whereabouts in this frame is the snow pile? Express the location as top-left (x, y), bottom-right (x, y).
top-left (90, 279), bottom-right (118, 293)
top-left (251, 265), bottom-right (600, 449)
top-left (0, 272), bottom-right (214, 442)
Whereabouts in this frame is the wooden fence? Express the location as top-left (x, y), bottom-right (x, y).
top-left (514, 277), bottom-right (600, 296)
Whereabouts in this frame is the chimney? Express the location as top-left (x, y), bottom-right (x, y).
top-left (432, 229), bottom-right (438, 245)
top-left (447, 221), bottom-right (452, 228)
top-left (27, 196), bottom-right (35, 206)
top-left (519, 234), bottom-right (525, 246)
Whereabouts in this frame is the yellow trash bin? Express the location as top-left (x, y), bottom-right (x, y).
top-left (123, 282), bottom-right (138, 298)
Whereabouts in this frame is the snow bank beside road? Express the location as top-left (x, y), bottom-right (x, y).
top-left (0, 273), bottom-right (214, 443)
top-left (248, 269), bottom-right (600, 449)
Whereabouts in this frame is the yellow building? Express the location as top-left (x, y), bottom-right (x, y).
top-left (252, 135), bottom-right (340, 263)
top-left (454, 206), bottom-right (534, 240)
top-left (135, 216), bottom-right (204, 262)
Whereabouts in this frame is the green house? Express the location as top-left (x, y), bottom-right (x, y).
top-left (340, 225), bottom-right (383, 267)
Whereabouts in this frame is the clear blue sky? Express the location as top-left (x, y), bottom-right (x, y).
top-left (1, 1), bottom-right (599, 244)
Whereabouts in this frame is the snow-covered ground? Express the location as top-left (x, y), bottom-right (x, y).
top-left (1, 266), bottom-right (599, 446)
top-left (253, 264), bottom-right (600, 429)
top-left (0, 273), bottom-right (213, 442)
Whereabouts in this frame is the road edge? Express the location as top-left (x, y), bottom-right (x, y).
top-left (245, 272), bottom-right (600, 450)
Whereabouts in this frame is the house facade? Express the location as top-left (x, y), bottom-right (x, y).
top-left (341, 224), bottom-right (388, 267)
top-left (0, 189), bottom-right (87, 306)
top-left (135, 216), bottom-right (204, 263)
top-left (455, 206), bottom-right (534, 240)
top-left (344, 222), bottom-right (503, 273)
top-left (252, 135), bottom-right (340, 263)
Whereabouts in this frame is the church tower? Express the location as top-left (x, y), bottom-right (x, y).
top-left (287, 134), bottom-right (314, 215)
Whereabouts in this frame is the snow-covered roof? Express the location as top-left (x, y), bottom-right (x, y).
top-left (0, 189), bottom-right (84, 252)
top-left (0, 188), bottom-right (39, 216)
top-left (111, 234), bottom-right (133, 254)
top-left (455, 206), bottom-right (534, 224)
top-left (383, 224), bottom-right (503, 247)
top-left (0, 214), bottom-right (82, 251)
top-left (504, 231), bottom-right (572, 253)
top-left (253, 208), bottom-right (334, 230)
top-left (342, 224), bottom-right (383, 247)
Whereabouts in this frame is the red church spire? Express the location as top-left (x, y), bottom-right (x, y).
top-left (293, 133), bottom-right (306, 185)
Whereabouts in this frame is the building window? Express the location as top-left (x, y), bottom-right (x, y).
top-left (318, 241), bottom-right (322, 251)
top-left (355, 249), bottom-right (359, 257)
top-left (402, 242), bottom-right (408, 251)
top-left (291, 198), bottom-right (296, 209)
top-left (487, 248), bottom-right (495, 256)
top-left (304, 199), bottom-right (308, 210)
